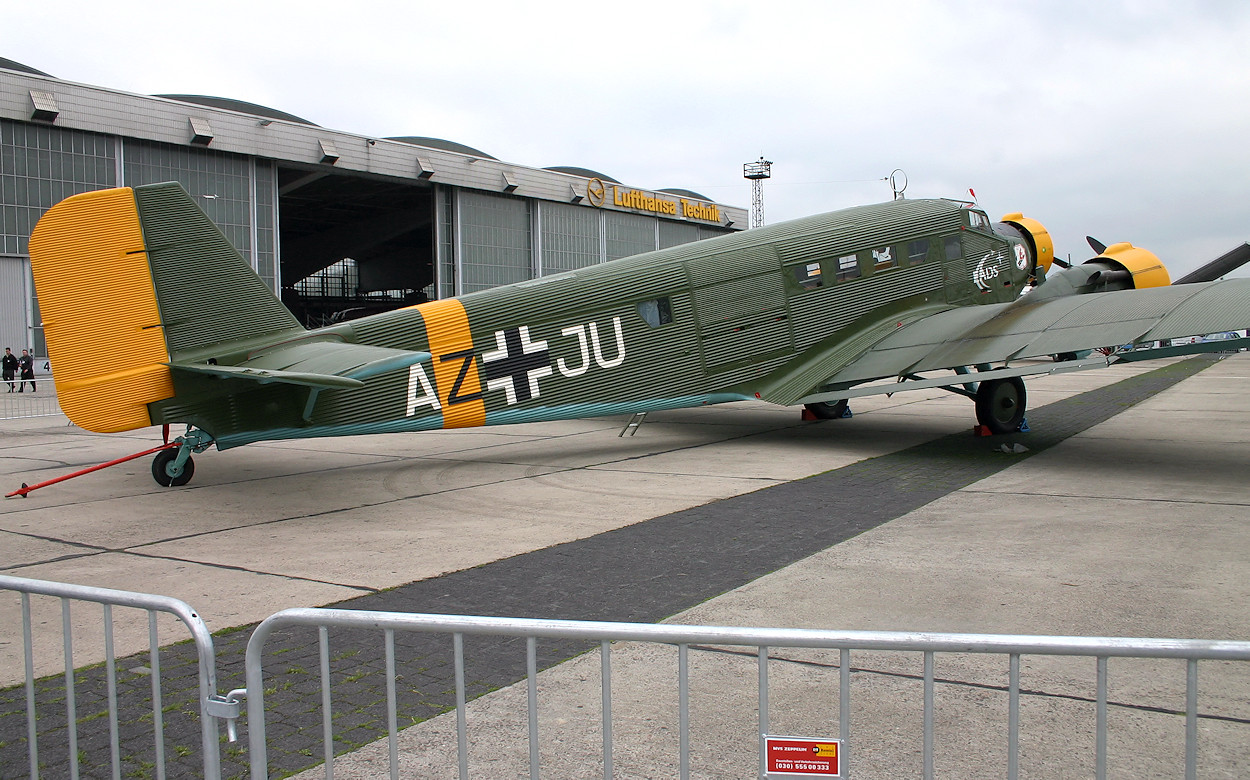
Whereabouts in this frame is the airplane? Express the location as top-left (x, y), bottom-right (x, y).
top-left (14, 181), bottom-right (1250, 492)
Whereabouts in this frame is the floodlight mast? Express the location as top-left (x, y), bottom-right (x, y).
top-left (743, 157), bottom-right (772, 228)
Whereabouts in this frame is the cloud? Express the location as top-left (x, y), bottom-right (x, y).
top-left (5, 0), bottom-right (1248, 276)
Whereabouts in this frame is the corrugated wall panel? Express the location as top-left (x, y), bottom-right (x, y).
top-left (0, 256), bottom-right (28, 347)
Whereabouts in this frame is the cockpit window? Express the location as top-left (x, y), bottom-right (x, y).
top-left (967, 210), bottom-right (992, 232)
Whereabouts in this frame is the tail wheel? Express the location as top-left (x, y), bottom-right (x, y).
top-left (152, 449), bottom-right (195, 487)
top-left (805, 399), bottom-right (849, 419)
top-left (975, 377), bottom-right (1027, 435)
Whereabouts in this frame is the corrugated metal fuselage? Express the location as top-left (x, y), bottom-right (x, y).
top-left (149, 198), bottom-right (1032, 449)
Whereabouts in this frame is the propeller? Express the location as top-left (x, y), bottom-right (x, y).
top-left (1086, 236), bottom-right (1107, 254)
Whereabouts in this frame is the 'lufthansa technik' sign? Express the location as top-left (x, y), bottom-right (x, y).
top-left (586, 178), bottom-right (722, 224)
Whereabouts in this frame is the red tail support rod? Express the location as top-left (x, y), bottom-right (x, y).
top-left (6, 442), bottom-right (180, 498)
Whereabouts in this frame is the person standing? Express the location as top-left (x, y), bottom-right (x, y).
top-left (2, 348), bottom-right (16, 392)
top-left (17, 349), bottom-right (35, 392)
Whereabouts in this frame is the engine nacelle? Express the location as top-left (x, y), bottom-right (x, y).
top-left (1024, 242), bottom-right (1170, 301)
top-left (999, 213), bottom-right (1055, 275)
top-left (1088, 242), bottom-right (1170, 288)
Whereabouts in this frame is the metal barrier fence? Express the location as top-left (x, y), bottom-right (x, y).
top-left (241, 607), bottom-right (1250, 780)
top-left (0, 574), bottom-right (225, 779)
top-left (0, 383), bottom-right (61, 420)
top-left (4, 576), bottom-right (1249, 779)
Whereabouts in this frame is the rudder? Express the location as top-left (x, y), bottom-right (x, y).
top-left (29, 183), bottom-right (303, 433)
top-left (30, 187), bottom-right (174, 432)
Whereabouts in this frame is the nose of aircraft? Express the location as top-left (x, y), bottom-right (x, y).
top-left (998, 213), bottom-right (1055, 276)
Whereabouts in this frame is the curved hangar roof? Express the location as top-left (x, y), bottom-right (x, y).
top-left (387, 136), bottom-right (497, 160)
top-left (0, 56), bottom-right (52, 77)
top-left (156, 94), bottom-right (318, 126)
top-left (3, 55), bottom-right (733, 214)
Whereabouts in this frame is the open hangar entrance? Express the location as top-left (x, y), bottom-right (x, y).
top-left (276, 166), bottom-right (435, 327)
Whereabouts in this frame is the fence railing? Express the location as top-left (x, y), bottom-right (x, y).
top-left (241, 607), bottom-right (1250, 780)
top-left (4, 576), bottom-right (1250, 779)
top-left (0, 384), bottom-right (61, 420)
top-left (0, 574), bottom-right (225, 779)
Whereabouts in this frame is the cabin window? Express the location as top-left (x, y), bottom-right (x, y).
top-left (943, 235), bottom-right (962, 261)
top-left (637, 297), bottom-right (673, 328)
top-left (908, 239), bottom-right (930, 264)
top-left (872, 246), bottom-right (896, 271)
top-left (836, 254), bottom-right (861, 282)
top-left (793, 262), bottom-right (823, 290)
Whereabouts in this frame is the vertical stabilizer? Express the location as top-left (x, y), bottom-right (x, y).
top-left (29, 187), bottom-right (174, 432)
top-left (29, 183), bottom-right (304, 433)
top-left (133, 182), bottom-right (302, 355)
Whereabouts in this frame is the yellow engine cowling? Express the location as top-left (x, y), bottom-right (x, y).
top-left (1000, 212), bottom-right (1055, 275)
top-left (1089, 242), bottom-right (1171, 288)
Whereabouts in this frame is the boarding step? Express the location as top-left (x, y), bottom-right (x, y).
top-left (618, 412), bottom-right (647, 437)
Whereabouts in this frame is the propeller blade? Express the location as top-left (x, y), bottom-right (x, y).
top-left (1172, 242), bottom-right (1250, 284)
top-left (1086, 236), bottom-right (1108, 254)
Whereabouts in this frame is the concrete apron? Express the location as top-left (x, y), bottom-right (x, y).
top-left (0, 358), bottom-right (1175, 684)
top-left (304, 354), bottom-right (1250, 779)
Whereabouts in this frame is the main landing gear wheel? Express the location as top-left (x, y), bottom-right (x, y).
top-left (804, 399), bottom-right (850, 420)
top-left (152, 449), bottom-right (195, 487)
top-left (975, 377), bottom-right (1027, 435)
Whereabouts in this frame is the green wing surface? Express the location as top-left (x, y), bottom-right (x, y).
top-left (795, 278), bottom-right (1250, 398)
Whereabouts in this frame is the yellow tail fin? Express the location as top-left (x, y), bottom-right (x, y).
top-left (29, 187), bottom-right (174, 432)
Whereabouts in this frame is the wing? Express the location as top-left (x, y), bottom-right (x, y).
top-left (765, 278), bottom-right (1250, 405)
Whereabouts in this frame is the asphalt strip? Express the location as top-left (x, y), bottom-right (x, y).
top-left (0, 354), bottom-right (1221, 779)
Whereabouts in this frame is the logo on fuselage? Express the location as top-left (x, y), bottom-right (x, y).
top-left (1014, 243), bottom-right (1029, 271)
top-left (973, 252), bottom-right (1002, 292)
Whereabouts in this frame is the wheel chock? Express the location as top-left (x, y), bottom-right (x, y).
top-left (973, 424), bottom-right (993, 437)
top-left (801, 408), bottom-right (820, 421)
top-left (1017, 418), bottom-right (1030, 433)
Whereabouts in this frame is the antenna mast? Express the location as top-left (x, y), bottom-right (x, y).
top-left (743, 157), bottom-right (772, 228)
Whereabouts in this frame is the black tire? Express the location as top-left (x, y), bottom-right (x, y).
top-left (152, 449), bottom-right (195, 487)
top-left (805, 399), bottom-right (849, 420)
top-left (975, 377), bottom-right (1027, 435)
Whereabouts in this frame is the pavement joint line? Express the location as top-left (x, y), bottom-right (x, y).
top-left (115, 550), bottom-right (384, 593)
top-left (960, 488), bottom-right (1250, 507)
top-left (0, 354), bottom-right (1226, 779)
top-left (691, 644), bottom-right (1250, 725)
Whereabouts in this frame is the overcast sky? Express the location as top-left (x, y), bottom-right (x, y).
top-left (7, 0), bottom-right (1249, 277)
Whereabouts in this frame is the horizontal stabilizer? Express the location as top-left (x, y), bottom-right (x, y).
top-left (170, 340), bottom-right (432, 389)
top-left (168, 362), bottom-right (365, 389)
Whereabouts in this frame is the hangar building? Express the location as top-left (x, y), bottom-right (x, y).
top-left (0, 57), bottom-right (746, 364)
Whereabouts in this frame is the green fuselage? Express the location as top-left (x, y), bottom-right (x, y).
top-left (151, 198), bottom-right (1034, 449)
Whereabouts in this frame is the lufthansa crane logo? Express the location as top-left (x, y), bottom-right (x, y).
top-left (586, 178), bottom-right (607, 208)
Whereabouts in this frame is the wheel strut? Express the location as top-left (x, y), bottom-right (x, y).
top-left (151, 427), bottom-right (214, 487)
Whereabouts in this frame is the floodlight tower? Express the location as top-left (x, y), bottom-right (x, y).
top-left (743, 157), bottom-right (772, 228)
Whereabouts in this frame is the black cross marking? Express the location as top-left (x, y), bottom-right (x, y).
top-left (482, 327), bottom-right (550, 404)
